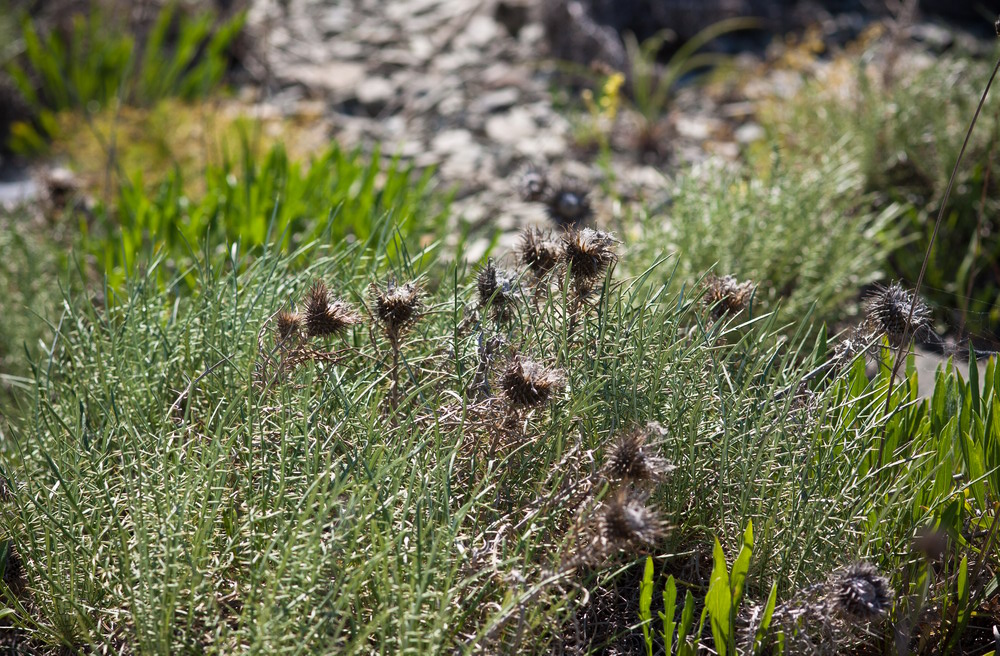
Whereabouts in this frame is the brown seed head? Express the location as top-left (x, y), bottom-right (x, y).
top-left (599, 490), bottom-right (666, 548)
top-left (702, 274), bottom-right (754, 320)
top-left (832, 562), bottom-right (893, 621)
top-left (863, 282), bottom-right (930, 346)
top-left (371, 279), bottom-right (423, 336)
top-left (606, 424), bottom-right (673, 483)
top-left (276, 310), bottom-right (303, 343)
top-left (562, 228), bottom-right (618, 282)
top-left (545, 182), bottom-right (592, 227)
top-left (518, 227), bottom-right (562, 277)
top-left (499, 356), bottom-right (564, 407)
top-left (304, 280), bottom-right (362, 338)
top-left (477, 259), bottom-right (519, 325)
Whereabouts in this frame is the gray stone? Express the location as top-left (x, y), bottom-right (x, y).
top-left (355, 77), bottom-right (396, 114)
top-left (485, 107), bottom-right (537, 144)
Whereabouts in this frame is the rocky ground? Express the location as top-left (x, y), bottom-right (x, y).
top-left (240, 0), bottom-right (773, 259)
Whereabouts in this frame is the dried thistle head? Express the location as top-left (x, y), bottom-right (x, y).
top-left (518, 227), bottom-right (562, 278)
top-left (606, 423), bottom-right (673, 484)
top-left (519, 167), bottom-right (550, 203)
top-left (598, 490), bottom-right (666, 549)
top-left (371, 279), bottom-right (423, 337)
top-left (0, 475), bottom-right (10, 503)
top-left (562, 228), bottom-right (618, 284)
top-left (863, 282), bottom-right (930, 346)
top-left (499, 355), bottom-right (564, 408)
top-left (1, 541), bottom-right (24, 595)
top-left (831, 562), bottom-right (893, 621)
top-left (303, 280), bottom-right (361, 339)
top-left (275, 310), bottom-right (303, 344)
top-left (477, 259), bottom-right (519, 325)
top-left (545, 182), bottom-right (592, 227)
top-left (701, 274), bottom-right (755, 320)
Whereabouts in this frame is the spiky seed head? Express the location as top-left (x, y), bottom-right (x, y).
top-left (600, 490), bottom-right (666, 547)
top-left (303, 280), bottom-right (361, 338)
top-left (0, 476), bottom-right (10, 503)
top-left (606, 424), bottom-right (673, 483)
top-left (276, 310), bottom-right (303, 343)
top-left (477, 259), bottom-right (518, 325)
top-left (1, 541), bottom-right (24, 595)
top-left (545, 182), bottom-right (592, 227)
top-left (518, 227), bottom-right (562, 277)
top-left (863, 282), bottom-right (930, 346)
top-left (519, 168), bottom-right (549, 203)
top-left (701, 274), bottom-right (755, 320)
top-left (562, 228), bottom-right (618, 283)
top-left (499, 356), bottom-right (564, 408)
top-left (832, 562), bottom-right (893, 620)
top-left (371, 279), bottom-right (423, 336)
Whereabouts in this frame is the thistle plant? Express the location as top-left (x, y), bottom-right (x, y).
top-left (370, 278), bottom-right (424, 407)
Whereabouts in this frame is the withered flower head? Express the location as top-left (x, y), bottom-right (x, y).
top-left (477, 259), bottom-right (519, 325)
top-left (0, 475), bottom-right (10, 503)
top-left (562, 228), bottom-right (618, 283)
top-left (304, 280), bottom-right (362, 338)
top-left (606, 423), bottom-right (673, 483)
top-left (1, 541), bottom-right (24, 595)
top-left (518, 227), bottom-right (562, 278)
top-left (701, 274), bottom-right (754, 320)
top-left (545, 182), bottom-right (592, 227)
top-left (832, 562), bottom-right (893, 621)
top-left (499, 355), bottom-right (564, 407)
top-left (371, 279), bottom-right (423, 336)
top-left (599, 490), bottom-right (666, 548)
top-left (276, 310), bottom-right (303, 343)
top-left (519, 167), bottom-right (549, 203)
top-left (864, 282), bottom-right (930, 346)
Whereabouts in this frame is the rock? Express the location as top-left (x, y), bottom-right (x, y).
top-left (431, 129), bottom-right (475, 154)
top-left (454, 15), bottom-right (501, 50)
top-left (734, 122), bottom-right (765, 144)
top-left (486, 107), bottom-right (537, 144)
top-left (292, 62), bottom-right (366, 98)
top-left (469, 88), bottom-right (521, 114)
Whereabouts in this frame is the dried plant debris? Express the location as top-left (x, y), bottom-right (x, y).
top-left (863, 282), bottom-right (930, 346)
top-left (304, 280), bottom-right (362, 339)
top-left (477, 259), bottom-right (519, 325)
top-left (562, 228), bottom-right (618, 284)
top-left (518, 227), bottom-right (562, 278)
top-left (829, 322), bottom-right (880, 372)
top-left (371, 279), bottom-right (423, 338)
top-left (605, 423), bottom-right (673, 484)
top-left (545, 181), bottom-right (593, 228)
top-left (518, 167), bottom-right (550, 203)
top-left (499, 355), bottom-right (564, 408)
top-left (701, 274), bottom-right (755, 320)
